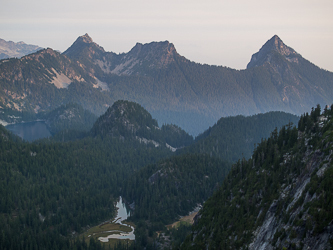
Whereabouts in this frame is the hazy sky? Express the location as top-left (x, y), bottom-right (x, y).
top-left (1, 0), bottom-right (332, 71)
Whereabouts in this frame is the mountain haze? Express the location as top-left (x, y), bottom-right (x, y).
top-left (0, 38), bottom-right (43, 60)
top-left (0, 34), bottom-right (332, 135)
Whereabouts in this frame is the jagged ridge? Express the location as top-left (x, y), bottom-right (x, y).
top-left (1, 34), bottom-right (333, 136)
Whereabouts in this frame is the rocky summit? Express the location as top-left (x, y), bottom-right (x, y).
top-left (247, 35), bottom-right (298, 69)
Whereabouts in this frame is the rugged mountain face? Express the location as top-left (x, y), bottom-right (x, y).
top-left (247, 35), bottom-right (298, 69)
top-left (64, 34), bottom-right (178, 76)
top-left (0, 38), bottom-right (43, 60)
top-left (181, 105), bottom-right (333, 249)
top-left (1, 34), bottom-right (332, 135)
top-left (246, 35), bottom-right (333, 116)
top-left (0, 47), bottom-right (110, 116)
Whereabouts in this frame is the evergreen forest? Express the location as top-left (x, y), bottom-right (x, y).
top-left (6, 100), bottom-right (331, 250)
top-left (181, 104), bottom-right (333, 249)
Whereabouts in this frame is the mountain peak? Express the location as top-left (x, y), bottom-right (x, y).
top-left (247, 35), bottom-right (298, 69)
top-left (78, 33), bottom-right (93, 44)
top-left (63, 33), bottom-right (104, 58)
top-left (265, 35), bottom-right (294, 56)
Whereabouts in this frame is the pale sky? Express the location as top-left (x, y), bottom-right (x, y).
top-left (1, 0), bottom-right (332, 71)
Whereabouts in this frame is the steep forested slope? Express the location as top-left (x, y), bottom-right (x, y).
top-left (122, 153), bottom-right (231, 248)
top-left (123, 154), bottom-right (230, 224)
top-left (183, 111), bottom-right (299, 162)
top-left (181, 105), bottom-right (333, 249)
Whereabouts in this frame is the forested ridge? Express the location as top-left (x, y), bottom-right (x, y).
top-left (122, 154), bottom-right (231, 248)
top-left (0, 100), bottom-right (320, 250)
top-left (181, 104), bottom-right (333, 249)
top-left (90, 100), bottom-right (193, 149)
top-left (181, 111), bottom-right (299, 162)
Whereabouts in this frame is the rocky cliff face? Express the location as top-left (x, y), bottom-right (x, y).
top-left (249, 137), bottom-right (333, 250)
top-left (182, 105), bottom-right (333, 249)
top-left (0, 46), bottom-right (108, 119)
top-left (64, 34), bottom-right (178, 76)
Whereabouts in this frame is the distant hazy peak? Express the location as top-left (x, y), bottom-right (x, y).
top-left (128, 40), bottom-right (175, 56)
top-left (0, 38), bottom-right (43, 60)
top-left (264, 35), bottom-right (296, 56)
top-left (247, 35), bottom-right (298, 69)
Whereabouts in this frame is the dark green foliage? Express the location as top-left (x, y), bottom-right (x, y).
top-left (91, 100), bottom-right (159, 138)
top-left (0, 100), bottom-right (199, 249)
top-left (168, 223), bottom-right (193, 249)
top-left (181, 104), bottom-right (333, 249)
top-left (160, 124), bottom-right (193, 148)
top-left (123, 154), bottom-right (230, 228)
top-left (183, 111), bottom-right (299, 162)
top-left (0, 124), bottom-right (172, 249)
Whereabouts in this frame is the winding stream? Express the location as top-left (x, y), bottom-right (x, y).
top-left (98, 196), bottom-right (135, 242)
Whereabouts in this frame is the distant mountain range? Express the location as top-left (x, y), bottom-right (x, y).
top-left (0, 38), bottom-right (43, 60)
top-left (0, 34), bottom-right (332, 135)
